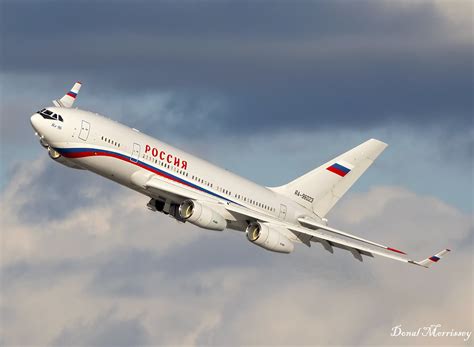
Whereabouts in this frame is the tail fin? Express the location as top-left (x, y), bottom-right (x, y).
top-left (270, 139), bottom-right (388, 218)
top-left (53, 82), bottom-right (82, 108)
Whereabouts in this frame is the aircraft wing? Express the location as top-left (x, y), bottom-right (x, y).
top-left (222, 202), bottom-right (450, 268)
top-left (134, 170), bottom-right (449, 268)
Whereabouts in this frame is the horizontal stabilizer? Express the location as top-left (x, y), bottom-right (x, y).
top-left (53, 82), bottom-right (82, 108)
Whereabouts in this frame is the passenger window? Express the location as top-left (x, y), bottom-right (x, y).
top-left (58, 115), bottom-right (64, 122)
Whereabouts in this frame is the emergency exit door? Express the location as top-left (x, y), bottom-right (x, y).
top-left (78, 120), bottom-right (90, 141)
top-left (130, 143), bottom-right (141, 163)
top-left (279, 204), bottom-right (287, 220)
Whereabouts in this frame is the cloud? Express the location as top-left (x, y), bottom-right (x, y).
top-left (1, 1), bottom-right (472, 136)
top-left (52, 309), bottom-right (149, 347)
top-left (1, 153), bottom-right (472, 346)
top-left (1, 1), bottom-right (472, 344)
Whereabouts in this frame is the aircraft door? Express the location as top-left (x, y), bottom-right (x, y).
top-left (279, 204), bottom-right (287, 220)
top-left (130, 143), bottom-right (140, 163)
top-left (78, 120), bottom-right (90, 141)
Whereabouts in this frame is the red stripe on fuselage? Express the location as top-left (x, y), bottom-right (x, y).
top-left (61, 150), bottom-right (197, 194)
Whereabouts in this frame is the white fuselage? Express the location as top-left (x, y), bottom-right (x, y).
top-left (30, 107), bottom-right (318, 233)
top-left (30, 103), bottom-right (446, 266)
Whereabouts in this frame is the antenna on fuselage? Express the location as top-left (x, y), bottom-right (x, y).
top-left (53, 82), bottom-right (82, 108)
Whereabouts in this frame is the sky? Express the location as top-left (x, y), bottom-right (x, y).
top-left (0, 0), bottom-right (473, 346)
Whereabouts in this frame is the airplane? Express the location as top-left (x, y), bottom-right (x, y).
top-left (29, 82), bottom-right (450, 268)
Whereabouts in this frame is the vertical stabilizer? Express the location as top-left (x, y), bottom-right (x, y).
top-left (270, 139), bottom-right (388, 218)
top-left (53, 82), bottom-right (82, 108)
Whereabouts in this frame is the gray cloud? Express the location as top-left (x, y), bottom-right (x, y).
top-left (1, 2), bottom-right (471, 207)
top-left (1, 1), bottom-right (472, 135)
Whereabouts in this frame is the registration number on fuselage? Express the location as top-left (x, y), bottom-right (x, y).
top-left (294, 189), bottom-right (314, 203)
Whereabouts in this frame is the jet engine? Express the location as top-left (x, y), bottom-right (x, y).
top-left (246, 221), bottom-right (294, 253)
top-left (179, 200), bottom-right (227, 231)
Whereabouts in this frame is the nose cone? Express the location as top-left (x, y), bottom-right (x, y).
top-left (30, 113), bottom-right (42, 133)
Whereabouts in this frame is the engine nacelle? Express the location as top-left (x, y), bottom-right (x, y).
top-left (246, 222), bottom-right (294, 253)
top-left (179, 200), bottom-right (227, 231)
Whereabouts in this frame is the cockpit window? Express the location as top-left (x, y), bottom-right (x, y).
top-left (37, 108), bottom-right (64, 122)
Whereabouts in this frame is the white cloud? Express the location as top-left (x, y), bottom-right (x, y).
top-left (0, 155), bottom-right (472, 346)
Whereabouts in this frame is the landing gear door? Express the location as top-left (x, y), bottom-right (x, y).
top-left (78, 120), bottom-right (90, 141)
top-left (130, 143), bottom-right (140, 163)
top-left (279, 204), bottom-right (287, 220)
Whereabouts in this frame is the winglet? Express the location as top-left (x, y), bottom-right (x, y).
top-left (413, 249), bottom-right (451, 268)
top-left (53, 82), bottom-right (82, 108)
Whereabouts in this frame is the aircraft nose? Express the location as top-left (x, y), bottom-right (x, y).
top-left (30, 113), bottom-right (42, 132)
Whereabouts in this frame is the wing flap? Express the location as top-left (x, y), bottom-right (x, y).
top-left (223, 202), bottom-right (448, 267)
top-left (298, 216), bottom-right (389, 249)
top-left (287, 222), bottom-right (411, 263)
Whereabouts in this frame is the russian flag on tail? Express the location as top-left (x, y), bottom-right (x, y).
top-left (67, 91), bottom-right (78, 99)
top-left (327, 163), bottom-right (351, 177)
top-left (53, 81), bottom-right (82, 108)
